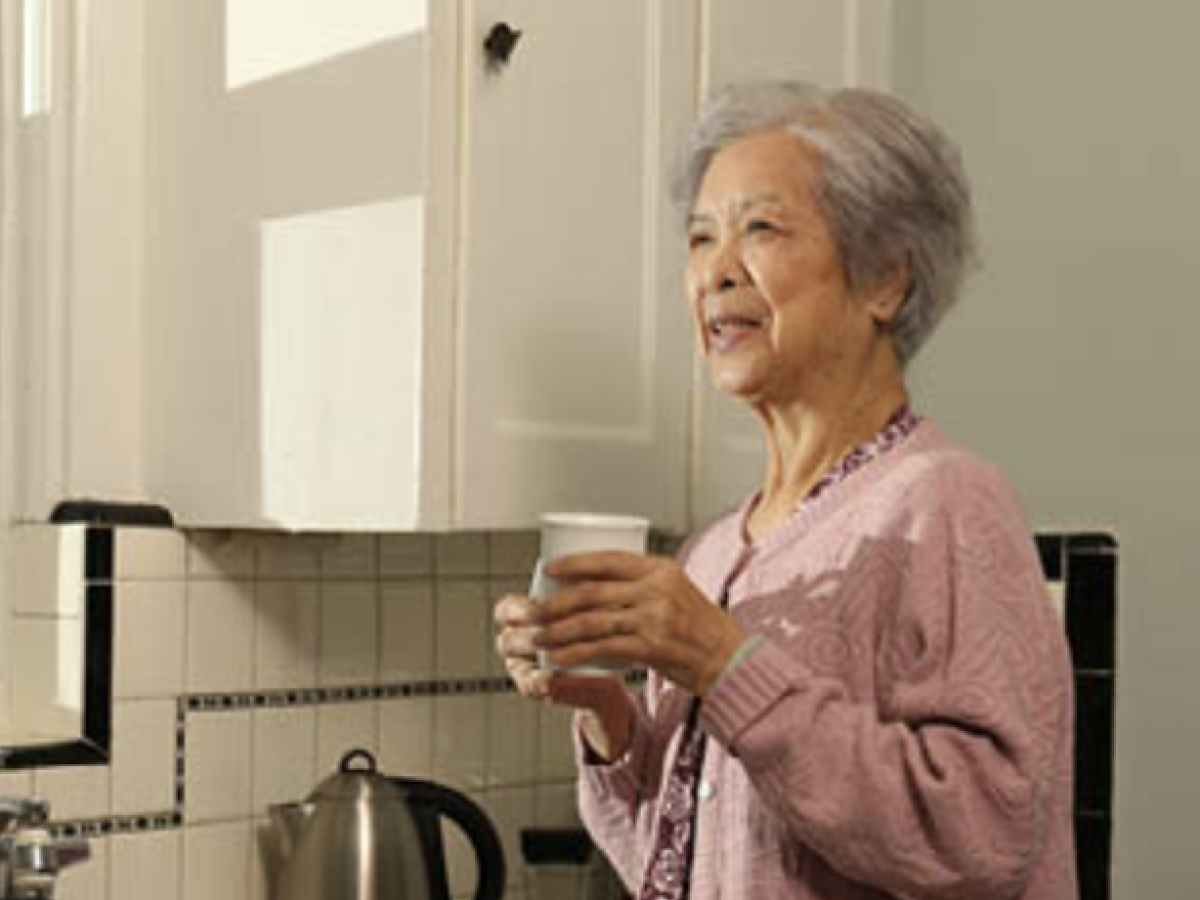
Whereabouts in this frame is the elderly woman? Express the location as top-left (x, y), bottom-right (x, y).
top-left (495, 80), bottom-right (1075, 900)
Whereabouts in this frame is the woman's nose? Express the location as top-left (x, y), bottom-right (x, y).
top-left (697, 238), bottom-right (746, 295)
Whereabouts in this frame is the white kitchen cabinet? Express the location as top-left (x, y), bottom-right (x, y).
top-left (689, 0), bottom-right (896, 525)
top-left (143, 0), bottom-right (697, 531)
top-left (456, 0), bottom-right (696, 529)
top-left (3, 0), bottom-right (893, 533)
top-left (1, 0), bottom-right (146, 522)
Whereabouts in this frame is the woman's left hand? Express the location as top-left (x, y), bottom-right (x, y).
top-left (533, 552), bottom-right (747, 696)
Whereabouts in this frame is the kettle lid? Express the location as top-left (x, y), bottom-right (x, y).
top-left (307, 749), bottom-right (404, 804)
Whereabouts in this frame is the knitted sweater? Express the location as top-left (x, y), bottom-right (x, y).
top-left (576, 421), bottom-right (1077, 899)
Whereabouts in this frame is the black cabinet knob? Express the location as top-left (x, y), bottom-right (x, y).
top-left (483, 22), bottom-right (522, 69)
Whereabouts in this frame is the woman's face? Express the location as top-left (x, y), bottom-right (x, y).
top-left (685, 129), bottom-right (882, 408)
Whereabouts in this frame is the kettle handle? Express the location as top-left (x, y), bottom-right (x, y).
top-left (390, 778), bottom-right (507, 900)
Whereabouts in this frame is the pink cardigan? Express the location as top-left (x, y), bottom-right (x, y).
top-left (576, 422), bottom-right (1077, 899)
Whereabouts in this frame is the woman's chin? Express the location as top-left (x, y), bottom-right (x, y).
top-left (709, 367), bottom-right (766, 402)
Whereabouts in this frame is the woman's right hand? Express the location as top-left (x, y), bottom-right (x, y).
top-left (494, 593), bottom-right (636, 761)
top-left (493, 593), bottom-right (552, 700)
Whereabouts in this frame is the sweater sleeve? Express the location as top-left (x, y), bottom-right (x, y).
top-left (700, 464), bottom-right (1074, 900)
top-left (572, 682), bottom-right (661, 893)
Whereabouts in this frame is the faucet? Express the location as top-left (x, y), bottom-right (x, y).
top-left (0, 799), bottom-right (90, 900)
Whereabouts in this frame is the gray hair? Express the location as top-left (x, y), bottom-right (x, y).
top-left (673, 80), bottom-right (978, 365)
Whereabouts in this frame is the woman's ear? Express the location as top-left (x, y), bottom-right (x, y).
top-left (868, 265), bottom-right (911, 327)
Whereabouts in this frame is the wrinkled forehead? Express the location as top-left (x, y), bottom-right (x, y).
top-left (689, 129), bottom-right (825, 219)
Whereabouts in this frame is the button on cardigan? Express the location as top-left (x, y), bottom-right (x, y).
top-left (575, 421), bottom-right (1077, 900)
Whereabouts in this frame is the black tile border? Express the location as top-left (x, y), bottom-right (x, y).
top-left (1035, 534), bottom-right (1064, 581)
top-left (46, 673), bottom-right (525, 835)
top-left (1075, 812), bottom-right (1112, 900)
top-left (1065, 548), bottom-right (1117, 672)
top-left (1074, 673), bottom-right (1115, 815)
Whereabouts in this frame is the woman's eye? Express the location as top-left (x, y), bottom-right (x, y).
top-left (687, 232), bottom-right (713, 251)
top-left (746, 219), bottom-right (778, 235)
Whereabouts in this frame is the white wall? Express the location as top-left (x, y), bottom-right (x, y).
top-left (893, 2), bottom-right (1200, 896)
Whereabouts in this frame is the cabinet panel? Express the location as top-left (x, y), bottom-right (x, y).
top-left (143, 0), bottom-right (451, 528)
top-left (458, 0), bottom-right (697, 529)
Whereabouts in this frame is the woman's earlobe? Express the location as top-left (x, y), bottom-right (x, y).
top-left (866, 267), bottom-right (910, 326)
top-left (869, 290), bottom-right (905, 327)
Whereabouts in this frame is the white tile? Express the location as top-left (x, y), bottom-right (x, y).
top-left (187, 579), bottom-right (256, 693)
top-left (483, 787), bottom-right (536, 890)
top-left (534, 782), bottom-right (581, 828)
top-left (256, 536), bottom-right (322, 579)
top-left (315, 702), bottom-right (379, 776)
top-left (378, 697), bottom-right (434, 779)
top-left (7, 524), bottom-right (85, 615)
top-left (433, 695), bottom-right (488, 793)
top-left (380, 533), bottom-right (433, 576)
top-left (186, 711), bottom-right (253, 824)
top-left (435, 532), bottom-right (488, 577)
top-left (33, 758), bottom-right (110, 821)
top-left (255, 581), bottom-right (319, 690)
top-left (10, 616), bottom-right (83, 740)
top-left (114, 581), bottom-right (186, 699)
top-left (318, 581), bottom-right (378, 686)
top-left (56, 834), bottom-right (108, 900)
top-left (380, 580), bottom-right (435, 681)
top-left (250, 817), bottom-right (272, 900)
top-left (110, 830), bottom-right (181, 900)
top-left (320, 534), bottom-right (378, 578)
top-left (183, 821), bottom-right (252, 900)
top-left (252, 706), bottom-right (317, 812)
top-left (488, 694), bottom-right (540, 787)
top-left (187, 531), bottom-right (256, 579)
top-left (0, 770), bottom-right (34, 796)
top-left (112, 699), bottom-right (177, 815)
top-left (436, 580), bottom-right (491, 678)
top-left (116, 528), bottom-right (188, 580)
top-left (488, 530), bottom-right (539, 577)
top-left (442, 790), bottom-right (493, 900)
top-left (537, 704), bottom-right (577, 782)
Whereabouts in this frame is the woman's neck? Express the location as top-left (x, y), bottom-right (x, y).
top-left (746, 373), bottom-right (909, 543)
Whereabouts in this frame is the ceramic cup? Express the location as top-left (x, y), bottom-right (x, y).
top-left (530, 512), bottom-right (651, 675)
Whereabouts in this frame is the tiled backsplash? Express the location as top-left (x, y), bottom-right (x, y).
top-left (0, 527), bottom-right (1117, 900)
top-left (1, 527), bottom-right (580, 900)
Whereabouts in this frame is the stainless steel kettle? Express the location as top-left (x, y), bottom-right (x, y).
top-left (266, 749), bottom-right (506, 900)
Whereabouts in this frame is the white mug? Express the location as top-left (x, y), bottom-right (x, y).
top-left (530, 512), bottom-right (650, 675)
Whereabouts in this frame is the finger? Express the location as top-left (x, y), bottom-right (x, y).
top-left (536, 606), bottom-right (638, 649)
top-left (544, 550), bottom-right (656, 583)
top-left (507, 658), bottom-right (551, 700)
top-left (495, 625), bottom-right (540, 659)
top-left (494, 594), bottom-right (538, 627)
top-left (544, 634), bottom-right (642, 672)
top-left (536, 579), bottom-right (638, 624)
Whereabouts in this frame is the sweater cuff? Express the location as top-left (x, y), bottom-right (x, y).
top-left (708, 634), bottom-right (767, 696)
top-left (573, 705), bottom-right (650, 802)
top-left (700, 639), bottom-right (797, 750)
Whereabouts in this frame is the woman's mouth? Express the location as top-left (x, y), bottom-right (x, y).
top-left (707, 314), bottom-right (765, 352)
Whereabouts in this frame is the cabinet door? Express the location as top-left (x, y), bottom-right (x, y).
top-left (691, 0), bottom-right (895, 525)
top-left (457, 0), bottom-right (698, 530)
top-left (143, 0), bottom-right (447, 529)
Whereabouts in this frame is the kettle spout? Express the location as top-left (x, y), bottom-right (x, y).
top-left (267, 802), bottom-right (314, 863)
top-left (263, 801), bottom-right (316, 899)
